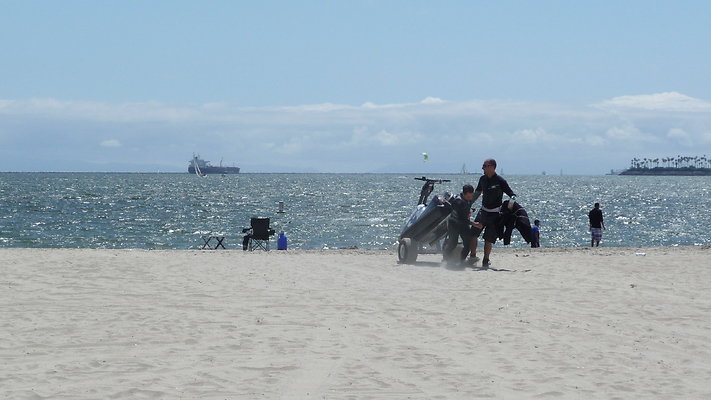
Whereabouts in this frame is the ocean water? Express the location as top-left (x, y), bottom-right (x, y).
top-left (1, 173), bottom-right (709, 250)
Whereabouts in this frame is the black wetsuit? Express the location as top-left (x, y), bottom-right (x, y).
top-left (472, 174), bottom-right (516, 243)
top-left (443, 194), bottom-right (473, 262)
top-left (474, 174), bottom-right (516, 210)
top-left (500, 199), bottom-right (532, 245)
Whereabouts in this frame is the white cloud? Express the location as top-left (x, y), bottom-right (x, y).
top-left (374, 130), bottom-right (398, 146)
top-left (667, 128), bottom-right (693, 146)
top-left (2, 93), bottom-right (710, 173)
top-left (420, 97), bottom-right (444, 104)
top-left (266, 102), bottom-right (352, 113)
top-left (568, 135), bottom-right (607, 147)
top-left (604, 125), bottom-right (663, 145)
top-left (511, 128), bottom-right (554, 144)
top-left (100, 139), bottom-right (122, 148)
top-left (606, 125), bottom-right (643, 141)
top-left (274, 137), bottom-right (305, 154)
top-left (584, 135), bottom-right (607, 147)
top-left (348, 126), bottom-right (423, 147)
top-left (464, 132), bottom-right (496, 145)
top-left (595, 92), bottom-right (711, 112)
top-left (361, 102), bottom-right (378, 109)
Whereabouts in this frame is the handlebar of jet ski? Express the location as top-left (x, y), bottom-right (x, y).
top-left (414, 177), bottom-right (451, 183)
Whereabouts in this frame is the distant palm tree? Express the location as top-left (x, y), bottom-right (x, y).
top-left (628, 155), bottom-right (711, 170)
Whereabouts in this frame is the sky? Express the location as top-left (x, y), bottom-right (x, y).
top-left (1, 0), bottom-right (710, 173)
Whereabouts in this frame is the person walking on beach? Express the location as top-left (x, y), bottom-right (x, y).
top-left (443, 184), bottom-right (476, 264)
top-left (531, 219), bottom-right (541, 248)
top-left (469, 158), bottom-right (516, 268)
top-left (588, 203), bottom-right (605, 247)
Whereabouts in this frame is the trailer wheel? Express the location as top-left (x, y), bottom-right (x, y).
top-left (398, 238), bottom-right (418, 264)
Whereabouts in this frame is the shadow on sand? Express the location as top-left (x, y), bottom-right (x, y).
top-left (448, 263), bottom-right (527, 272)
top-left (399, 260), bottom-right (530, 273)
top-left (410, 261), bottom-right (442, 268)
top-left (442, 263), bottom-right (515, 272)
top-left (471, 266), bottom-right (514, 272)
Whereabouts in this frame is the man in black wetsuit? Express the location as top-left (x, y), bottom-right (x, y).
top-left (443, 184), bottom-right (476, 264)
top-left (469, 158), bottom-right (516, 268)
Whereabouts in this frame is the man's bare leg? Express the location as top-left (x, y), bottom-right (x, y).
top-left (483, 241), bottom-right (493, 266)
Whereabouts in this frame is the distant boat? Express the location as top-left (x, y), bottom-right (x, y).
top-left (190, 154), bottom-right (206, 177)
top-left (188, 154), bottom-right (240, 175)
top-left (460, 163), bottom-right (468, 174)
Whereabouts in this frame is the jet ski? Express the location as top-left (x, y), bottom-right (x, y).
top-left (397, 177), bottom-right (452, 263)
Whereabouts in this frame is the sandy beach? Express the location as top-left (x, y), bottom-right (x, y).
top-left (1, 246), bottom-right (710, 399)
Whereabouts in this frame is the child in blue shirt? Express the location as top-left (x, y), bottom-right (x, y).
top-left (531, 219), bottom-right (541, 248)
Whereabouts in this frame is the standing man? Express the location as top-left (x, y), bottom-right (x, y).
top-left (588, 202), bottom-right (605, 247)
top-left (469, 158), bottom-right (516, 268)
top-left (443, 184), bottom-right (476, 264)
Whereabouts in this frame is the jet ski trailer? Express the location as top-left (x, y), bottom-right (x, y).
top-left (397, 177), bottom-right (453, 264)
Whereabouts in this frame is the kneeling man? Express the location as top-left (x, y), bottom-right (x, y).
top-left (443, 184), bottom-right (476, 264)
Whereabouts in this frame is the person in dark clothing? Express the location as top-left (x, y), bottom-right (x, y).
top-left (469, 158), bottom-right (516, 268)
top-left (588, 202), bottom-right (605, 247)
top-left (443, 184), bottom-right (476, 264)
top-left (500, 199), bottom-right (533, 245)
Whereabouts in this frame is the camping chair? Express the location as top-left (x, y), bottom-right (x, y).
top-left (242, 217), bottom-right (276, 251)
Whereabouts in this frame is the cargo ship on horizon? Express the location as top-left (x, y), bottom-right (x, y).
top-left (188, 154), bottom-right (240, 175)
